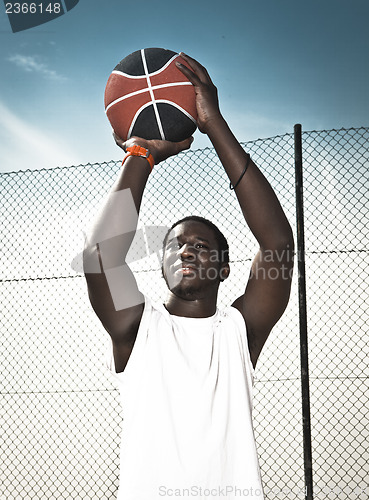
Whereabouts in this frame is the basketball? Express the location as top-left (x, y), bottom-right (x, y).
top-left (104, 48), bottom-right (198, 143)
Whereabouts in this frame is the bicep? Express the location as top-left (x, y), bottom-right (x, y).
top-left (232, 248), bottom-right (294, 366)
top-left (85, 265), bottom-right (144, 343)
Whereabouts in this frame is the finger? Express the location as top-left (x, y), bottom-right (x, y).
top-left (113, 132), bottom-right (126, 150)
top-left (177, 136), bottom-right (194, 152)
top-left (175, 60), bottom-right (201, 86)
top-left (163, 136), bottom-right (193, 159)
top-left (163, 137), bottom-right (193, 162)
top-left (179, 52), bottom-right (213, 83)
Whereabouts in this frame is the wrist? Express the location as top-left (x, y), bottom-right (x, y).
top-left (122, 145), bottom-right (155, 171)
top-left (201, 114), bottom-right (225, 136)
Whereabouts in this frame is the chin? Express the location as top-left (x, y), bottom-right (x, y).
top-left (172, 283), bottom-right (197, 296)
top-left (168, 282), bottom-right (203, 300)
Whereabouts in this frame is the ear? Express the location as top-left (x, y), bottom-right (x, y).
top-left (219, 262), bottom-right (230, 282)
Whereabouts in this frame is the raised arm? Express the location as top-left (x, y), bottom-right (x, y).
top-left (83, 136), bottom-right (192, 371)
top-left (177, 54), bottom-right (294, 367)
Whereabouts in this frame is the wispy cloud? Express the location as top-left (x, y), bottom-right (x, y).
top-left (8, 54), bottom-right (67, 81)
top-left (0, 100), bottom-right (80, 172)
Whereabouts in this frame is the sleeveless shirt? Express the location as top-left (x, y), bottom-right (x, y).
top-left (107, 296), bottom-right (265, 500)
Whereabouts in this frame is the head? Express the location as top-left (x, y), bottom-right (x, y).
top-left (161, 216), bottom-right (230, 298)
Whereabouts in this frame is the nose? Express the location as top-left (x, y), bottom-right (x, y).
top-left (179, 243), bottom-right (195, 260)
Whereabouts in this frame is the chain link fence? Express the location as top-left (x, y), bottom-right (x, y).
top-left (1, 127), bottom-right (368, 499)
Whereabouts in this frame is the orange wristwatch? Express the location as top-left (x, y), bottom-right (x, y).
top-left (122, 145), bottom-right (155, 171)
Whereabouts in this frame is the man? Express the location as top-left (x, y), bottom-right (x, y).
top-left (84, 53), bottom-right (294, 499)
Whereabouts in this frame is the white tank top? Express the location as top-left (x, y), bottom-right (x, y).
top-left (107, 296), bottom-right (265, 500)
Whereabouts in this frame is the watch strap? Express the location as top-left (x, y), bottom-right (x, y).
top-left (122, 145), bottom-right (155, 171)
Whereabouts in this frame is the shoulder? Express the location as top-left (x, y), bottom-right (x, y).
top-left (220, 304), bottom-right (246, 328)
top-left (227, 301), bottom-right (261, 369)
top-left (216, 305), bottom-right (255, 376)
top-left (110, 295), bottom-right (164, 373)
top-left (218, 305), bottom-right (250, 348)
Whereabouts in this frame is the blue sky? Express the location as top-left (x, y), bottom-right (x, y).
top-left (0, 0), bottom-right (368, 173)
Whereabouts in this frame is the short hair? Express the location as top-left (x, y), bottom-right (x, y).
top-left (163, 215), bottom-right (229, 264)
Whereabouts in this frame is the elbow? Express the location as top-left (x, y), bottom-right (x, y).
top-left (83, 242), bottom-right (102, 275)
top-left (276, 224), bottom-right (295, 260)
top-left (263, 222), bottom-right (295, 253)
top-left (281, 223), bottom-right (295, 252)
top-left (277, 224), bottom-right (295, 268)
top-left (259, 222), bottom-right (295, 266)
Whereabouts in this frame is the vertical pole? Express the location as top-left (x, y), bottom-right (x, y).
top-left (294, 124), bottom-right (313, 500)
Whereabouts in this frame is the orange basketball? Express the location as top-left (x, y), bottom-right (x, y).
top-left (104, 48), bottom-right (198, 142)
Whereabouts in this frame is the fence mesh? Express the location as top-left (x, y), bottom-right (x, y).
top-left (1, 127), bottom-right (368, 499)
top-left (301, 128), bottom-right (369, 499)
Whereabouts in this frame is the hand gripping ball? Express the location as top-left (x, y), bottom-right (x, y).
top-left (104, 48), bottom-right (198, 142)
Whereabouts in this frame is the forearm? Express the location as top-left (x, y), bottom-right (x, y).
top-left (84, 156), bottom-right (151, 269)
top-left (175, 53), bottom-right (293, 250)
top-left (207, 116), bottom-right (294, 251)
top-left (83, 134), bottom-right (192, 273)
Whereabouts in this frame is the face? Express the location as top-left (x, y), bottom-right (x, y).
top-left (162, 221), bottom-right (229, 298)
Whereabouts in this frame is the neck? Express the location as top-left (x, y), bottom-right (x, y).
top-left (164, 291), bottom-right (218, 318)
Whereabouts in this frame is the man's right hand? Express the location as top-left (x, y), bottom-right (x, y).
top-left (114, 134), bottom-right (194, 165)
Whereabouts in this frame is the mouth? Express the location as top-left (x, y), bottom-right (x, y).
top-left (174, 264), bottom-right (197, 276)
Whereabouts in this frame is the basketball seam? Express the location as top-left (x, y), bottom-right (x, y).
top-left (141, 49), bottom-right (166, 141)
top-left (127, 100), bottom-right (197, 139)
top-left (105, 82), bottom-right (194, 113)
top-left (154, 100), bottom-right (197, 124)
top-left (112, 53), bottom-right (181, 79)
top-left (127, 101), bottom-right (160, 140)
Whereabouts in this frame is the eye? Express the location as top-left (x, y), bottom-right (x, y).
top-left (167, 241), bottom-right (181, 250)
top-left (195, 243), bottom-right (208, 250)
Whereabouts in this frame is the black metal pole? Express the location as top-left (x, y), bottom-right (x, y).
top-left (294, 124), bottom-right (313, 500)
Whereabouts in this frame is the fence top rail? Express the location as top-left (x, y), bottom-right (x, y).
top-left (1, 126), bottom-right (367, 176)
